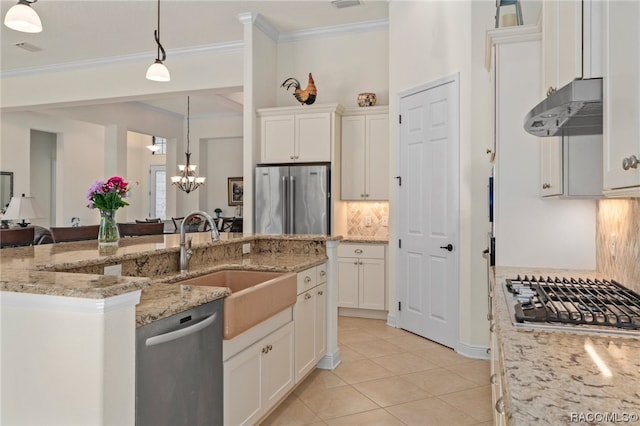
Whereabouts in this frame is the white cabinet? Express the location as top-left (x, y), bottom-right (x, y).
top-left (258, 105), bottom-right (343, 164)
top-left (603, 1), bottom-right (640, 196)
top-left (224, 321), bottom-right (294, 426)
top-left (294, 264), bottom-right (327, 383)
top-left (540, 135), bottom-right (602, 198)
top-left (542, 0), bottom-right (602, 96)
top-left (341, 107), bottom-right (389, 200)
top-left (337, 244), bottom-right (385, 311)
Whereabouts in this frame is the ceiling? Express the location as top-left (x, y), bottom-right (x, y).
top-left (0, 0), bottom-right (389, 118)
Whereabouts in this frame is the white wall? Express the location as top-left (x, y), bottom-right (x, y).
top-left (30, 130), bottom-right (57, 227)
top-left (1, 112), bottom-right (105, 226)
top-left (201, 137), bottom-right (243, 217)
top-left (389, 1), bottom-right (497, 351)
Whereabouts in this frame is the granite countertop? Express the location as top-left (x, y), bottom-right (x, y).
top-left (341, 235), bottom-right (388, 244)
top-left (494, 266), bottom-right (640, 425)
top-left (1, 233), bottom-right (336, 326)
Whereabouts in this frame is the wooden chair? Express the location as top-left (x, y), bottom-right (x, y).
top-left (171, 217), bottom-right (184, 233)
top-left (118, 222), bottom-right (165, 237)
top-left (0, 227), bottom-right (35, 248)
top-left (229, 218), bottom-right (243, 233)
top-left (50, 225), bottom-right (100, 243)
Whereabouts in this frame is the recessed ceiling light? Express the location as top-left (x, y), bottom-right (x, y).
top-left (331, 0), bottom-right (361, 9)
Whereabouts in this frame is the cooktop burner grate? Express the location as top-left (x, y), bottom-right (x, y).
top-left (506, 275), bottom-right (640, 330)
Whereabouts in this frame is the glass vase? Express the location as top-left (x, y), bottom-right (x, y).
top-left (98, 209), bottom-right (120, 248)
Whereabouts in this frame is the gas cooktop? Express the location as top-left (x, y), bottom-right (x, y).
top-left (503, 275), bottom-right (640, 336)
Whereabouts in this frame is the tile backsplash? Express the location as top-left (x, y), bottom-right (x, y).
top-left (596, 198), bottom-right (640, 292)
top-left (346, 202), bottom-right (389, 238)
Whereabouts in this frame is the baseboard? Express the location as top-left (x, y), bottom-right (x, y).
top-left (457, 340), bottom-right (490, 360)
top-left (338, 307), bottom-right (388, 320)
top-left (386, 313), bottom-right (397, 328)
top-left (316, 348), bottom-right (341, 370)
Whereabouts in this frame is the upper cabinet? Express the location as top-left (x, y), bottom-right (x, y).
top-left (603, 1), bottom-right (640, 196)
top-left (542, 0), bottom-right (603, 95)
top-left (341, 107), bottom-right (389, 201)
top-left (258, 104), bottom-right (343, 164)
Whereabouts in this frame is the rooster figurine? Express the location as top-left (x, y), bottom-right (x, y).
top-left (281, 73), bottom-right (317, 105)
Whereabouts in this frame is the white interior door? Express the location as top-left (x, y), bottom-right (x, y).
top-left (397, 76), bottom-right (459, 349)
top-left (149, 165), bottom-right (166, 220)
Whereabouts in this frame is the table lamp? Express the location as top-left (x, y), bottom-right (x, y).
top-left (2, 193), bottom-right (44, 227)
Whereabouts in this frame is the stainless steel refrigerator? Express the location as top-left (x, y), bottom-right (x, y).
top-left (254, 163), bottom-right (331, 235)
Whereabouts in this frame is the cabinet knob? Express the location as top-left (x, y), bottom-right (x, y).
top-left (318, 290), bottom-right (324, 296)
top-left (490, 323), bottom-right (496, 332)
top-left (546, 86), bottom-right (557, 96)
top-left (542, 183), bottom-right (551, 189)
top-left (622, 155), bottom-right (639, 170)
top-left (490, 374), bottom-right (497, 385)
top-left (319, 270), bottom-right (326, 277)
top-left (495, 397), bottom-right (505, 414)
top-left (304, 276), bottom-right (312, 284)
top-left (290, 155), bottom-right (295, 160)
top-left (305, 292), bottom-right (312, 300)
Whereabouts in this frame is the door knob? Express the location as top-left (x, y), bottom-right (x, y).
top-left (440, 244), bottom-right (453, 252)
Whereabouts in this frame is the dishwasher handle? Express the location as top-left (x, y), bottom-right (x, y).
top-left (145, 312), bottom-right (218, 347)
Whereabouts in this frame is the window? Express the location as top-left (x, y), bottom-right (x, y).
top-left (152, 136), bottom-right (167, 155)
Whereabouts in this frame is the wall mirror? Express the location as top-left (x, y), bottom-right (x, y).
top-left (0, 172), bottom-right (14, 210)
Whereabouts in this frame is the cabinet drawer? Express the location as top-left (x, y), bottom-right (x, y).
top-left (338, 243), bottom-right (385, 259)
top-left (297, 267), bottom-right (317, 294)
top-left (316, 263), bottom-right (327, 284)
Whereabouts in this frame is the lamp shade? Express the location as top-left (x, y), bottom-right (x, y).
top-left (4, 1), bottom-right (42, 33)
top-left (146, 60), bottom-right (170, 82)
top-left (2, 195), bottom-right (44, 222)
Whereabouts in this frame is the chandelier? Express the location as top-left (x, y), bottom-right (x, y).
top-left (171, 96), bottom-right (205, 193)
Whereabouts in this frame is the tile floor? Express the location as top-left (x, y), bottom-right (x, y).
top-left (261, 316), bottom-right (492, 426)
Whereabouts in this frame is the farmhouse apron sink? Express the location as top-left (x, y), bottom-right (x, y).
top-left (176, 270), bottom-right (297, 339)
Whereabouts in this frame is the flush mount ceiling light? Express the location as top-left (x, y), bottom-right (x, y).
top-left (171, 97), bottom-right (205, 193)
top-left (330, 0), bottom-right (361, 8)
top-left (4, 0), bottom-right (42, 33)
top-left (146, 0), bottom-right (170, 82)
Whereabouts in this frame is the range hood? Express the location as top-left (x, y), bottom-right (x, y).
top-left (523, 78), bottom-right (602, 137)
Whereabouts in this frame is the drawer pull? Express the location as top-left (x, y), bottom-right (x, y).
top-left (622, 155), bottom-right (639, 170)
top-left (354, 249), bottom-right (363, 254)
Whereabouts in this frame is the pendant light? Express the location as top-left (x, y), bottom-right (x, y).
top-left (4, 0), bottom-right (42, 33)
top-left (146, 0), bottom-right (170, 82)
top-left (171, 97), bottom-right (205, 193)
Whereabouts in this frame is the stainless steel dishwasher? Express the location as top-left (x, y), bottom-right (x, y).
top-left (136, 299), bottom-right (223, 426)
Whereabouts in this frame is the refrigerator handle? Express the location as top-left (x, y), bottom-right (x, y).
top-left (289, 176), bottom-right (295, 234)
top-left (282, 176), bottom-right (288, 233)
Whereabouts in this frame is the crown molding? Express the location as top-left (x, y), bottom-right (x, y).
top-left (0, 17), bottom-right (388, 79)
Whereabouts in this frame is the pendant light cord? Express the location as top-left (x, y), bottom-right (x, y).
top-left (154, 0), bottom-right (166, 61)
top-left (186, 96), bottom-right (191, 154)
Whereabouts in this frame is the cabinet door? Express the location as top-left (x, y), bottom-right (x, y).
top-left (337, 257), bottom-right (359, 308)
top-left (366, 114), bottom-right (389, 200)
top-left (296, 113), bottom-right (331, 162)
top-left (224, 340), bottom-right (262, 426)
top-left (315, 283), bottom-right (327, 361)
top-left (261, 115), bottom-right (296, 163)
top-left (341, 115), bottom-right (366, 200)
top-left (604, 1), bottom-right (640, 192)
top-left (359, 258), bottom-right (386, 310)
top-left (262, 322), bottom-right (295, 409)
top-left (540, 137), bottom-right (563, 197)
top-left (542, 0), bottom-right (581, 94)
top-left (294, 290), bottom-right (316, 383)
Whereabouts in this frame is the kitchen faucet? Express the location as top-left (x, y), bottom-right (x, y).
top-left (180, 210), bottom-right (219, 273)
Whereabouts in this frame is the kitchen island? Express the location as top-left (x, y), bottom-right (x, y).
top-left (493, 266), bottom-right (640, 426)
top-left (0, 232), bottom-right (341, 425)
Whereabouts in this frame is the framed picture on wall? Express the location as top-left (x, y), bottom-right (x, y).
top-left (228, 177), bottom-right (243, 206)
